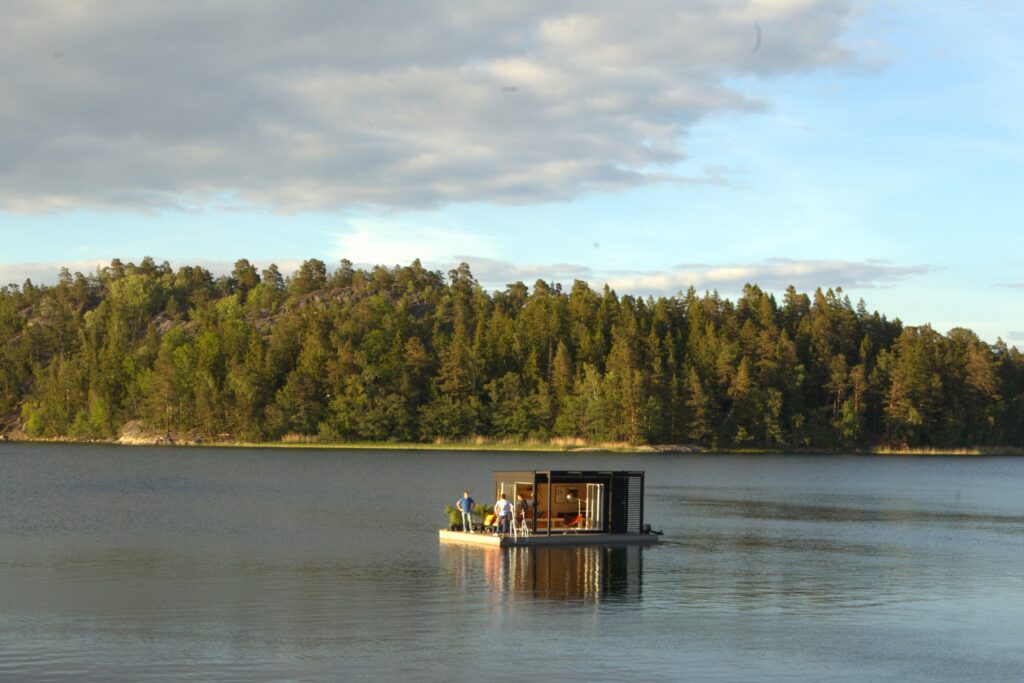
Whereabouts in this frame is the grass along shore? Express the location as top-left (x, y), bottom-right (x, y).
top-left (2, 425), bottom-right (1021, 456)
top-left (154, 441), bottom-right (1024, 455)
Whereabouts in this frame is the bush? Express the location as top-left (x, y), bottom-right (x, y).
top-left (443, 502), bottom-right (493, 530)
top-left (443, 504), bottom-right (462, 530)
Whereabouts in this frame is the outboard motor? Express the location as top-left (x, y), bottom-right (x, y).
top-left (641, 524), bottom-right (663, 536)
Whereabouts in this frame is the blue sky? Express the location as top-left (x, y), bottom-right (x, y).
top-left (1, 1), bottom-right (1021, 345)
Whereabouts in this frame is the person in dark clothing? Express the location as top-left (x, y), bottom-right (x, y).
top-left (516, 493), bottom-right (530, 531)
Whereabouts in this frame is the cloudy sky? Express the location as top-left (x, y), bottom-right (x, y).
top-left (1, 1), bottom-right (1021, 345)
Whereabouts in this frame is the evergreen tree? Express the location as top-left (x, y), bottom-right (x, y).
top-left (0, 257), bottom-right (1020, 449)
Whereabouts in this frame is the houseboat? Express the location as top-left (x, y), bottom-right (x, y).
top-left (439, 470), bottom-right (660, 547)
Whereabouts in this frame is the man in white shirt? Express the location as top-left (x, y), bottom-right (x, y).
top-left (493, 493), bottom-right (512, 534)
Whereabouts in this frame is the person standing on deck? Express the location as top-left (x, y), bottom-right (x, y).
top-left (456, 491), bottom-right (475, 533)
top-left (494, 493), bottom-right (512, 534)
top-left (516, 493), bottom-right (530, 531)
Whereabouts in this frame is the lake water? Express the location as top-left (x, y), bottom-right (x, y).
top-left (1, 444), bottom-right (1023, 682)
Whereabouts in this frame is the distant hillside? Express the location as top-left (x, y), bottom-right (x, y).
top-left (1, 257), bottom-right (1022, 448)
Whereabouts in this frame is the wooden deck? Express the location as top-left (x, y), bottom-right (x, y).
top-left (438, 529), bottom-right (660, 548)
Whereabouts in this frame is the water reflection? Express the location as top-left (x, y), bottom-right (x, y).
top-left (686, 496), bottom-right (1024, 534)
top-left (440, 545), bottom-right (643, 601)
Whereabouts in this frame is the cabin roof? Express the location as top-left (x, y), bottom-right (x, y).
top-left (494, 469), bottom-right (645, 479)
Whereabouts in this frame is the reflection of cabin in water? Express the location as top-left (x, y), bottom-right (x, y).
top-left (439, 470), bottom-right (658, 547)
top-left (440, 544), bottom-right (644, 600)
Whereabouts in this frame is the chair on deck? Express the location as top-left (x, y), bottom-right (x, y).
top-left (482, 513), bottom-right (498, 534)
top-left (565, 514), bottom-right (585, 534)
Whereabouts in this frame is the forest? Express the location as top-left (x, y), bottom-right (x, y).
top-left (1, 257), bottom-right (1022, 449)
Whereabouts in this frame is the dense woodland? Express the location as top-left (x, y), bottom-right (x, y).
top-left (1, 257), bottom-right (1022, 449)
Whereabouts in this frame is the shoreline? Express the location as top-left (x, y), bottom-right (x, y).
top-left (1, 433), bottom-right (1020, 456)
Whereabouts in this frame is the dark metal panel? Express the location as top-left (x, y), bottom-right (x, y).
top-left (625, 474), bottom-right (642, 533)
top-left (545, 470), bottom-right (552, 536)
top-left (609, 475), bottom-right (628, 533)
top-left (640, 471), bottom-right (645, 531)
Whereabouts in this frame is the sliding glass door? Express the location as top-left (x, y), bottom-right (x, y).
top-left (585, 482), bottom-right (604, 531)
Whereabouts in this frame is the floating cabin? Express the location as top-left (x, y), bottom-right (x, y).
top-left (438, 470), bottom-right (659, 547)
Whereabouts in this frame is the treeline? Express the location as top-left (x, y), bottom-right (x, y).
top-left (1, 257), bottom-right (1022, 449)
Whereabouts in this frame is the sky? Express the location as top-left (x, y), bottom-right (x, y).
top-left (0, 1), bottom-right (1021, 346)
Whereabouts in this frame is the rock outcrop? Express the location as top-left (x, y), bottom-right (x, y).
top-left (117, 420), bottom-right (175, 445)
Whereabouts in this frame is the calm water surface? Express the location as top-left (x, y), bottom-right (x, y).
top-left (1, 443), bottom-right (1023, 681)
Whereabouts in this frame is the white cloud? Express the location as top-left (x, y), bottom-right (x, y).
top-left (0, 260), bottom-right (107, 287)
top-left (0, 1), bottom-right (859, 213)
top-left (451, 257), bottom-right (593, 290)
top-left (332, 220), bottom-right (496, 266)
top-left (330, 222), bottom-right (592, 288)
top-left (606, 258), bottom-right (933, 294)
top-left (0, 258), bottom-right (305, 287)
top-left (2, 255), bottom-right (930, 303)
